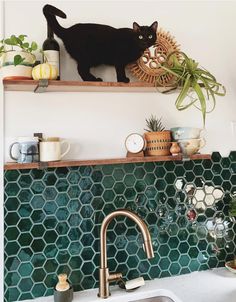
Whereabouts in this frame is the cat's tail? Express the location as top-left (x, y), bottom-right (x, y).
top-left (43, 4), bottom-right (67, 39)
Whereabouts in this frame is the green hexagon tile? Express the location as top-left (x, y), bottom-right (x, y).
top-left (4, 152), bottom-right (236, 301)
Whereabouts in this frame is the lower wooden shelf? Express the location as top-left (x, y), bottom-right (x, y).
top-left (3, 79), bottom-right (173, 93)
top-left (4, 154), bottom-right (211, 170)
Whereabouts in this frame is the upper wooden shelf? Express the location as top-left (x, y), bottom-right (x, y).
top-left (2, 79), bottom-right (170, 93)
top-left (4, 154), bottom-right (211, 170)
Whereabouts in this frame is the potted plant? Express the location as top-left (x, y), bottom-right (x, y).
top-left (156, 51), bottom-right (226, 126)
top-left (0, 34), bottom-right (38, 79)
top-left (144, 115), bottom-right (171, 156)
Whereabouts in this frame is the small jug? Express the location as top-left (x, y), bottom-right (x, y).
top-left (170, 142), bottom-right (181, 156)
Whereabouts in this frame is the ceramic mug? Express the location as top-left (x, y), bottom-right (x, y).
top-left (171, 127), bottom-right (204, 141)
top-left (40, 140), bottom-right (70, 162)
top-left (178, 138), bottom-right (206, 157)
top-left (9, 137), bottom-right (39, 163)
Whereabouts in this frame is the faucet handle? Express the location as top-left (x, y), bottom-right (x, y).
top-left (108, 272), bottom-right (122, 282)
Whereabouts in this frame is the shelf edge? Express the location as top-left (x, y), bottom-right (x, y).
top-left (3, 79), bottom-right (173, 93)
top-left (4, 154), bottom-right (211, 170)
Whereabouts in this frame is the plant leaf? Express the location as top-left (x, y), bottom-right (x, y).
top-left (192, 79), bottom-right (206, 125)
top-left (4, 38), bottom-right (16, 46)
top-left (19, 34), bottom-right (27, 41)
top-left (193, 77), bottom-right (214, 113)
top-left (175, 74), bottom-right (192, 109)
top-left (10, 35), bottom-right (18, 45)
top-left (31, 41), bottom-right (38, 51)
top-left (22, 42), bottom-right (29, 49)
top-left (14, 54), bottom-right (25, 66)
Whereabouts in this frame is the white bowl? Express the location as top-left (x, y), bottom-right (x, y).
top-left (171, 127), bottom-right (204, 140)
top-left (178, 138), bottom-right (206, 157)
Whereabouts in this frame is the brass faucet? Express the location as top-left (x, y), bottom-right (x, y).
top-left (98, 209), bottom-right (154, 299)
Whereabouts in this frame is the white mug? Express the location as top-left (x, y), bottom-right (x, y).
top-left (39, 140), bottom-right (70, 162)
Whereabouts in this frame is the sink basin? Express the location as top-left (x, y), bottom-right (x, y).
top-left (127, 289), bottom-right (181, 302)
top-left (130, 297), bottom-right (174, 302)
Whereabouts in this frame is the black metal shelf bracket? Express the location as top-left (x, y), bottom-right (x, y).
top-left (34, 79), bottom-right (49, 93)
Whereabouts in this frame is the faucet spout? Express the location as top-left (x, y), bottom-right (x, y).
top-left (98, 209), bottom-right (154, 298)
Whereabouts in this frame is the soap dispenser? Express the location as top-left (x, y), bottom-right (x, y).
top-left (54, 274), bottom-right (73, 302)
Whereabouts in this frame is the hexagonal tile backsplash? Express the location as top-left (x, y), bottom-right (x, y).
top-left (4, 152), bottom-right (236, 302)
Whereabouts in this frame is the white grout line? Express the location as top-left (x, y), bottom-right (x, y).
top-left (0, 1), bottom-right (5, 301)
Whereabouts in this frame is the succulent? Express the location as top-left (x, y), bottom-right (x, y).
top-left (144, 115), bottom-right (165, 132)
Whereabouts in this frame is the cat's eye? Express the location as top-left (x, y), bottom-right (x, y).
top-left (148, 35), bottom-right (153, 39)
top-left (139, 35), bottom-right (143, 40)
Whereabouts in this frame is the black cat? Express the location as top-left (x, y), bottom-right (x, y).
top-left (43, 4), bottom-right (158, 82)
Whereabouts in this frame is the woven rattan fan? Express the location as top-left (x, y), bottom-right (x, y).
top-left (129, 28), bottom-right (181, 85)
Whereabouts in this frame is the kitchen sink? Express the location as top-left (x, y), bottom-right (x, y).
top-left (130, 297), bottom-right (175, 302)
top-left (127, 289), bottom-right (182, 302)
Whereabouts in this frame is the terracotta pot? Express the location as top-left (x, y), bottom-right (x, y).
top-left (144, 130), bottom-right (171, 156)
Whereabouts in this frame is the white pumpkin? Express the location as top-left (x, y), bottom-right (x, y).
top-left (32, 63), bottom-right (58, 80)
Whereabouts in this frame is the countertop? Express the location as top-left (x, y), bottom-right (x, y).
top-left (23, 268), bottom-right (236, 302)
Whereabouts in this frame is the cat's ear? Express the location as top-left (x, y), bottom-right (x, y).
top-left (150, 21), bottom-right (158, 32)
top-left (133, 22), bottom-right (141, 32)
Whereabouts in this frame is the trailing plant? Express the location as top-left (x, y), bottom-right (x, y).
top-left (0, 34), bottom-right (38, 66)
top-left (156, 51), bottom-right (226, 126)
top-left (144, 115), bottom-right (165, 132)
top-left (229, 196), bottom-right (236, 217)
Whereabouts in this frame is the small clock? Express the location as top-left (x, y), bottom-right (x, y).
top-left (125, 133), bottom-right (146, 156)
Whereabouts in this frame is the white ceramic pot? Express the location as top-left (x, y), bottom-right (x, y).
top-left (0, 50), bottom-right (35, 79)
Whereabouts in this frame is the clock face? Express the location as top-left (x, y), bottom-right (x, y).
top-left (125, 133), bottom-right (145, 153)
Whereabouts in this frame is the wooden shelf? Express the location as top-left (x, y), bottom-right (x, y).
top-left (3, 79), bottom-right (171, 93)
top-left (4, 154), bottom-right (211, 170)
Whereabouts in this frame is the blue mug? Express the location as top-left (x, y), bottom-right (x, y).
top-left (9, 137), bottom-right (39, 163)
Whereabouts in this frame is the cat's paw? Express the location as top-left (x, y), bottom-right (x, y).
top-left (96, 77), bottom-right (103, 81)
top-left (118, 77), bottom-right (130, 83)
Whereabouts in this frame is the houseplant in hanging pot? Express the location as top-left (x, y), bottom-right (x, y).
top-left (156, 51), bottom-right (226, 126)
top-left (0, 34), bottom-right (38, 79)
top-left (144, 115), bottom-right (171, 156)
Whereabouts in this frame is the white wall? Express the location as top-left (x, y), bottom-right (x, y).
top-left (0, 1), bottom-right (4, 301)
top-left (3, 0), bottom-right (236, 161)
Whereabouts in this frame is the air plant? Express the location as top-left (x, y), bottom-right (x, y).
top-left (156, 51), bottom-right (226, 126)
